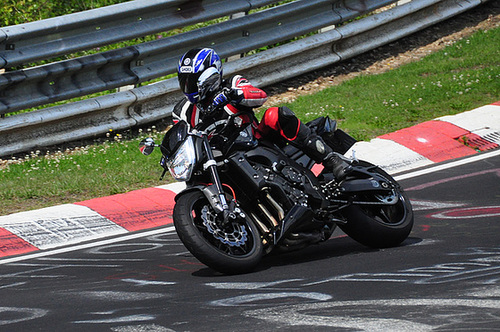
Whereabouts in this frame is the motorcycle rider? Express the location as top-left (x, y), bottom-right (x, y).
top-left (173, 47), bottom-right (352, 180)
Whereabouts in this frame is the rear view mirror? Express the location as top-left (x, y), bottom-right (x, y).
top-left (139, 137), bottom-right (157, 156)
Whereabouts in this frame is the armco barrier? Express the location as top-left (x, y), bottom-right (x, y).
top-left (0, 0), bottom-right (491, 157)
top-left (0, 0), bottom-right (395, 115)
top-left (0, 0), bottom-right (280, 69)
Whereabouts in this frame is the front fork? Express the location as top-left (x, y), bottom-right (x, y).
top-left (201, 136), bottom-right (243, 223)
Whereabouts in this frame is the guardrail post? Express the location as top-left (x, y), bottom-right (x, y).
top-left (118, 85), bottom-right (136, 92)
top-left (227, 11), bottom-right (247, 62)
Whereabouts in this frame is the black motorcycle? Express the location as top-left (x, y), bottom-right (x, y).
top-left (140, 107), bottom-right (413, 275)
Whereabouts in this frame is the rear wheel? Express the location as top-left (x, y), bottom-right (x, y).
top-left (338, 162), bottom-right (414, 248)
top-left (173, 190), bottom-right (263, 274)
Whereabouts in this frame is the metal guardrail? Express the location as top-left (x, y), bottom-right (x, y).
top-left (0, 0), bottom-right (491, 157)
top-left (0, 0), bottom-right (280, 68)
top-left (0, 0), bottom-right (395, 115)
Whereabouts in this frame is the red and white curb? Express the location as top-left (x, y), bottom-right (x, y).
top-left (1, 102), bottom-right (499, 258)
top-left (0, 183), bottom-right (186, 258)
top-left (348, 102), bottom-right (500, 173)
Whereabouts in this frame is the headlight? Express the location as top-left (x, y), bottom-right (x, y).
top-left (166, 136), bottom-right (196, 181)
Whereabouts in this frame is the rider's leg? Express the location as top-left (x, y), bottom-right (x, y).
top-left (303, 134), bottom-right (352, 180)
top-left (257, 107), bottom-right (352, 180)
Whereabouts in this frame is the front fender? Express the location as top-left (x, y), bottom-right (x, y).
top-left (175, 184), bottom-right (225, 213)
top-left (174, 185), bottom-right (205, 202)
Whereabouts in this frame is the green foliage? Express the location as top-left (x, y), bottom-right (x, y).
top-left (1, 0), bottom-right (130, 26)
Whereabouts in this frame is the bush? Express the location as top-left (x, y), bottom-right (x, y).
top-left (1, 0), bottom-right (129, 26)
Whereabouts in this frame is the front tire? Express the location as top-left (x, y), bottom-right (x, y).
top-left (173, 190), bottom-right (263, 274)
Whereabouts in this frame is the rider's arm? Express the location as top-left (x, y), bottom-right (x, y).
top-left (227, 75), bottom-right (268, 108)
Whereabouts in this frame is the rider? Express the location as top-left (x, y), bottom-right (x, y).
top-left (173, 47), bottom-right (352, 180)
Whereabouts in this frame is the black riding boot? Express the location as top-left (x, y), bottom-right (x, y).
top-left (303, 135), bottom-right (352, 180)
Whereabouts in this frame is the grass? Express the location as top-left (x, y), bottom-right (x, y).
top-left (0, 26), bottom-right (499, 216)
top-left (0, 128), bottom-right (173, 215)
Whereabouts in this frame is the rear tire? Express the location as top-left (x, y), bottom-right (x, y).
top-left (339, 162), bottom-right (414, 248)
top-left (173, 191), bottom-right (263, 274)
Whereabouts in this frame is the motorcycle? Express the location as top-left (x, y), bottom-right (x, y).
top-left (139, 102), bottom-right (414, 275)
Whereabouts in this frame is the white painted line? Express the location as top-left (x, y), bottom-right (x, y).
top-left (0, 226), bottom-right (176, 265)
top-left (395, 148), bottom-right (500, 181)
top-left (410, 200), bottom-right (465, 211)
top-left (243, 298), bottom-right (500, 330)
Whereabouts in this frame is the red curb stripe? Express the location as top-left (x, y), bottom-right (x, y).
top-left (492, 101), bottom-right (500, 106)
top-left (459, 133), bottom-right (500, 151)
top-left (379, 120), bottom-right (477, 162)
top-left (0, 228), bottom-right (38, 257)
top-left (76, 188), bottom-right (176, 231)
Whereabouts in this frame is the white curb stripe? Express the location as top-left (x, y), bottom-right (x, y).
top-left (437, 104), bottom-right (500, 133)
top-left (0, 204), bottom-right (127, 250)
top-left (347, 138), bottom-right (434, 174)
top-left (156, 182), bottom-right (186, 194)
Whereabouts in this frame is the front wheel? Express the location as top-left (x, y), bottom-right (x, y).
top-left (173, 190), bottom-right (263, 274)
top-left (339, 162), bottom-right (414, 248)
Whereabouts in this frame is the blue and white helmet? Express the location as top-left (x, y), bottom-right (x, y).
top-left (177, 48), bottom-right (223, 104)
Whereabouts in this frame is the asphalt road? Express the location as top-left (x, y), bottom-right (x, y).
top-left (1, 151), bottom-right (499, 332)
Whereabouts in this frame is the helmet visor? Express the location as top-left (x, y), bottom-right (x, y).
top-left (179, 71), bottom-right (202, 103)
top-left (197, 67), bottom-right (221, 102)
